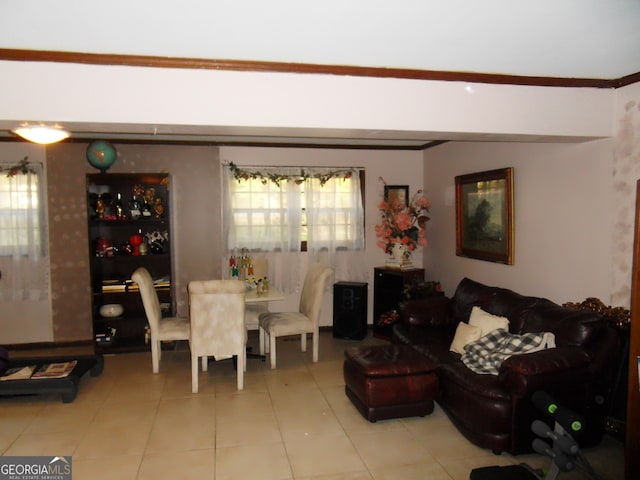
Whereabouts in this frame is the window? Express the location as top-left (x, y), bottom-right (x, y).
top-left (224, 165), bottom-right (364, 252)
top-left (0, 161), bottom-right (49, 301)
top-left (222, 164), bottom-right (366, 292)
top-left (304, 173), bottom-right (364, 251)
top-left (227, 169), bottom-right (301, 251)
top-left (0, 167), bottom-right (45, 256)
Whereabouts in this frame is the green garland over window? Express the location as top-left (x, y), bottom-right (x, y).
top-left (227, 161), bottom-right (354, 187)
top-left (0, 157), bottom-right (36, 177)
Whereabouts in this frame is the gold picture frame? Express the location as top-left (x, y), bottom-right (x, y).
top-left (455, 168), bottom-right (514, 264)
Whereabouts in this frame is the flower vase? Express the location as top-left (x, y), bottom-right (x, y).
top-left (391, 243), bottom-right (407, 262)
top-left (386, 242), bottom-right (412, 270)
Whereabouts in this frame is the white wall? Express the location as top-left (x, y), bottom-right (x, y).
top-left (422, 81), bottom-right (640, 309)
top-left (424, 140), bottom-right (613, 305)
top-left (220, 146), bottom-right (425, 326)
top-left (611, 81), bottom-right (640, 307)
top-left (0, 60), bottom-right (614, 142)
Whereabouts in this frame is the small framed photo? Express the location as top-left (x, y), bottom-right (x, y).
top-left (455, 168), bottom-right (514, 264)
top-left (384, 185), bottom-right (409, 208)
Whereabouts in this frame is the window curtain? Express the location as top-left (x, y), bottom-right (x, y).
top-left (222, 165), bottom-right (366, 293)
top-left (305, 170), bottom-right (367, 284)
top-left (222, 166), bottom-right (303, 293)
top-left (0, 162), bottom-right (49, 301)
top-left (223, 166), bottom-right (302, 252)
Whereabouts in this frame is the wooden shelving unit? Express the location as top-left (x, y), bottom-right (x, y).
top-left (86, 173), bottom-right (173, 353)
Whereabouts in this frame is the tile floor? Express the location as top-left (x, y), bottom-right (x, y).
top-left (1, 331), bottom-right (624, 480)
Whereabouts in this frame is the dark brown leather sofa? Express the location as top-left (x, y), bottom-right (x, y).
top-left (392, 277), bottom-right (620, 455)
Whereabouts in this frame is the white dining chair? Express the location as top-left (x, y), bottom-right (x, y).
top-left (258, 263), bottom-right (332, 369)
top-left (131, 267), bottom-right (190, 374)
top-left (188, 279), bottom-right (246, 393)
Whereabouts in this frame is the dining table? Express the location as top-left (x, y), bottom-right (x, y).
top-left (244, 286), bottom-right (285, 304)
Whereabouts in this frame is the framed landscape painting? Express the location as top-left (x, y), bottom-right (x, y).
top-left (455, 168), bottom-right (514, 264)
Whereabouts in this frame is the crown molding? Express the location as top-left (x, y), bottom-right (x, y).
top-left (0, 48), bottom-right (632, 89)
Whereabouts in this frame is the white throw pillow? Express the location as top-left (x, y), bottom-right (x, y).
top-left (468, 306), bottom-right (510, 337)
top-left (449, 322), bottom-right (483, 354)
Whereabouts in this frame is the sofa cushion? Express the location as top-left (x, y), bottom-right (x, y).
top-left (412, 342), bottom-right (460, 366)
top-left (468, 306), bottom-right (510, 336)
top-left (520, 302), bottom-right (603, 347)
top-left (449, 322), bottom-right (483, 354)
top-left (439, 360), bottom-right (510, 402)
top-left (392, 322), bottom-right (456, 347)
top-left (481, 289), bottom-right (540, 334)
top-left (461, 329), bottom-right (556, 375)
top-left (399, 295), bottom-right (452, 327)
top-left (450, 278), bottom-right (497, 325)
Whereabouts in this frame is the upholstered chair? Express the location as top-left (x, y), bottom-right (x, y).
top-left (244, 257), bottom-right (269, 331)
top-left (258, 263), bottom-right (333, 369)
top-left (188, 279), bottom-right (246, 393)
top-left (131, 267), bottom-right (190, 374)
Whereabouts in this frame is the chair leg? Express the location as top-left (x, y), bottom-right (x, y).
top-left (301, 333), bottom-right (307, 352)
top-left (270, 334), bottom-right (277, 369)
top-left (312, 330), bottom-right (319, 363)
top-left (151, 339), bottom-right (160, 374)
top-left (243, 344), bottom-right (247, 372)
top-left (237, 352), bottom-right (244, 390)
top-left (201, 356), bottom-right (208, 372)
top-left (259, 327), bottom-right (266, 354)
top-left (192, 355), bottom-right (199, 393)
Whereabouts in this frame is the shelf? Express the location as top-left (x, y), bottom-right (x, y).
top-left (88, 219), bottom-right (169, 226)
top-left (91, 254), bottom-right (170, 261)
top-left (87, 173), bottom-right (173, 355)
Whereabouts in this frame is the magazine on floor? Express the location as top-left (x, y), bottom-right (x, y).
top-left (31, 360), bottom-right (78, 379)
top-left (0, 365), bottom-right (37, 381)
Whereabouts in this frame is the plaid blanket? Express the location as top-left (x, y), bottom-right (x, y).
top-left (461, 328), bottom-right (556, 375)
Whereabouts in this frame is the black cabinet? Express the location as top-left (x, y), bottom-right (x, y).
top-left (86, 173), bottom-right (172, 353)
top-left (333, 282), bottom-right (368, 340)
top-left (373, 267), bottom-right (424, 339)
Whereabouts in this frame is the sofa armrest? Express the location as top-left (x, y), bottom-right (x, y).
top-left (498, 347), bottom-right (591, 397)
top-left (398, 296), bottom-right (453, 327)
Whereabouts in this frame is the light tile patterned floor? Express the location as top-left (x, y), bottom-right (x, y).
top-left (1, 331), bottom-right (624, 479)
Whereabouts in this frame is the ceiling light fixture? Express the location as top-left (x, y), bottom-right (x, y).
top-left (11, 125), bottom-right (71, 144)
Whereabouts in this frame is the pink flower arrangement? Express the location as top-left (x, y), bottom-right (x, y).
top-left (375, 189), bottom-right (431, 258)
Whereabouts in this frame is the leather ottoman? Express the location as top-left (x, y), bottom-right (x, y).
top-left (343, 344), bottom-right (438, 422)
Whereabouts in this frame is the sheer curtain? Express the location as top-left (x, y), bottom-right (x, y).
top-left (305, 170), bottom-right (367, 284)
top-left (223, 165), bottom-right (366, 293)
top-left (222, 166), bottom-right (303, 292)
top-left (0, 162), bottom-right (49, 301)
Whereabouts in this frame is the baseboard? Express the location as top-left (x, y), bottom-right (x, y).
top-left (3, 339), bottom-right (94, 351)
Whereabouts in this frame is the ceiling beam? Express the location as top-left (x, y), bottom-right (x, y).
top-left (0, 48), bottom-right (628, 89)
